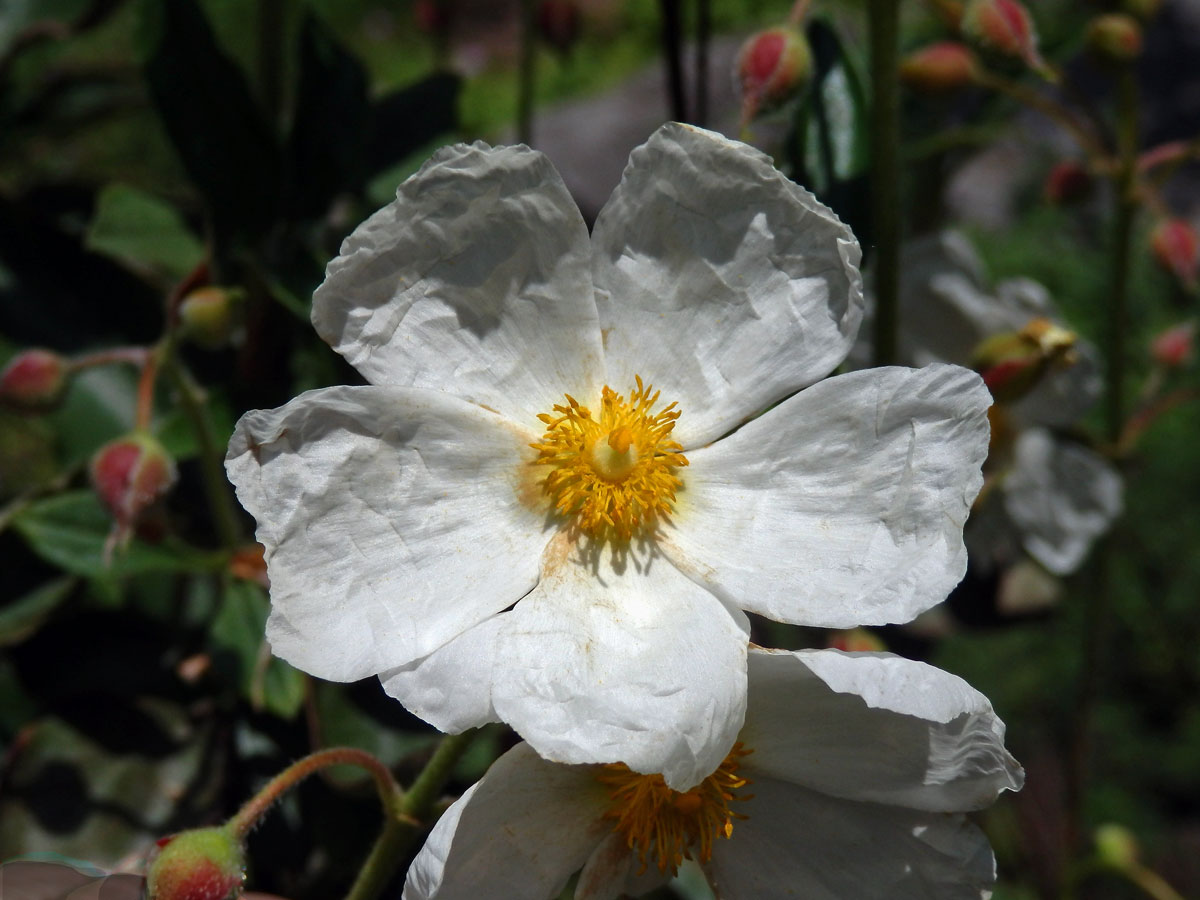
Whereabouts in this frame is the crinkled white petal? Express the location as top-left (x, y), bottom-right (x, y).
top-left (312, 141), bottom-right (604, 427)
top-left (225, 385), bottom-right (549, 681)
top-left (1003, 428), bottom-right (1123, 575)
top-left (661, 365), bottom-right (990, 628)
top-left (403, 743), bottom-right (610, 900)
top-left (591, 122), bottom-right (863, 448)
top-left (709, 777), bottom-right (998, 900)
top-left (739, 649), bottom-right (1023, 811)
top-left (379, 615), bottom-right (504, 733)
top-left (492, 535), bottom-right (750, 790)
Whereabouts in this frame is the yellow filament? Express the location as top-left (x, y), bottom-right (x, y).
top-left (530, 376), bottom-right (687, 541)
top-left (595, 743), bottom-right (753, 876)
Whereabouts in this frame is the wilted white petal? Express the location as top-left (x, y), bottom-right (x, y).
top-left (739, 649), bottom-right (1023, 811)
top-left (403, 744), bottom-right (610, 900)
top-left (492, 535), bottom-right (750, 790)
top-left (709, 777), bottom-right (997, 900)
top-left (662, 365), bottom-right (990, 628)
top-left (591, 122), bottom-right (863, 448)
top-left (312, 142), bottom-right (604, 426)
top-left (1003, 429), bottom-right (1123, 575)
top-left (226, 385), bottom-right (549, 682)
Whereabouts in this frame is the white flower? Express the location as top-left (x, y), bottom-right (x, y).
top-left (403, 647), bottom-right (1024, 900)
top-left (226, 123), bottom-right (992, 788)
top-left (861, 231), bottom-right (1122, 576)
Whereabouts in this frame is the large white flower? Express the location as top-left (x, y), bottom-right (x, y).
top-left (860, 231), bottom-right (1123, 577)
top-left (403, 647), bottom-right (1024, 900)
top-left (226, 123), bottom-right (992, 788)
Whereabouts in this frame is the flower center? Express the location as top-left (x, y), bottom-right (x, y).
top-left (595, 742), bottom-right (753, 876)
top-left (530, 376), bottom-right (688, 540)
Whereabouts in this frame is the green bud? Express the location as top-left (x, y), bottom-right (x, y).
top-left (146, 827), bottom-right (245, 900)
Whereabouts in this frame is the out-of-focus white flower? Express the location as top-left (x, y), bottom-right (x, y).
top-left (859, 231), bottom-right (1122, 577)
top-left (403, 648), bottom-right (1024, 900)
top-left (227, 124), bottom-right (992, 788)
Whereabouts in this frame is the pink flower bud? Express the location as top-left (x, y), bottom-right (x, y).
top-left (1150, 218), bottom-right (1199, 290)
top-left (962, 0), bottom-right (1043, 69)
top-left (538, 0), bottom-right (581, 57)
top-left (1044, 161), bottom-right (1093, 205)
top-left (900, 42), bottom-right (977, 93)
top-left (0, 348), bottom-right (70, 411)
top-left (1150, 321), bottom-right (1195, 369)
top-left (90, 433), bottom-right (177, 542)
top-left (147, 827), bottom-right (245, 900)
top-left (736, 26), bottom-right (812, 125)
top-left (179, 286), bottom-right (240, 350)
top-left (1086, 13), bottom-right (1143, 63)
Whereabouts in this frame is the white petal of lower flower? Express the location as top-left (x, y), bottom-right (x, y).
top-left (591, 122), bottom-right (863, 448)
top-left (1003, 429), bottom-right (1123, 575)
top-left (575, 831), bottom-right (670, 900)
top-left (709, 777), bottom-right (997, 900)
top-left (739, 649), bottom-right (1023, 811)
top-left (379, 615), bottom-right (504, 733)
top-left (312, 141), bottom-right (604, 427)
top-left (225, 385), bottom-right (549, 682)
top-left (661, 364), bottom-right (990, 628)
top-left (492, 535), bottom-right (751, 791)
top-left (403, 743), bottom-right (610, 900)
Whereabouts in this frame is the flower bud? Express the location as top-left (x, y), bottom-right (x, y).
top-left (971, 317), bottom-right (1078, 405)
top-left (736, 26), bottom-right (812, 125)
top-left (146, 827), bottom-right (245, 900)
top-left (1094, 823), bottom-right (1140, 870)
top-left (179, 286), bottom-right (241, 350)
top-left (1150, 321), bottom-right (1195, 369)
top-left (1150, 218), bottom-right (1199, 290)
top-left (962, 0), bottom-right (1043, 70)
top-left (90, 432), bottom-right (177, 544)
top-left (1044, 161), bottom-right (1093, 205)
top-left (900, 42), bottom-right (977, 93)
top-left (1086, 13), bottom-right (1142, 63)
top-left (1121, 0), bottom-right (1161, 22)
top-left (0, 349), bottom-right (70, 411)
top-left (538, 0), bottom-right (581, 57)
top-left (826, 628), bottom-right (886, 652)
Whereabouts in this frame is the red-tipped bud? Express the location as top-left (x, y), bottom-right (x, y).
top-left (900, 42), bottom-right (978, 93)
top-left (1044, 161), bottom-right (1093, 205)
top-left (827, 628), bottom-right (887, 652)
top-left (1150, 321), bottom-right (1195, 369)
top-left (179, 286), bottom-right (241, 350)
top-left (1150, 218), bottom-right (1199, 290)
top-left (962, 0), bottom-right (1043, 70)
top-left (146, 827), bottom-right (245, 900)
top-left (1086, 13), bottom-right (1142, 63)
top-left (90, 432), bottom-right (177, 547)
top-left (0, 349), bottom-right (70, 411)
top-left (736, 26), bottom-right (812, 125)
top-left (538, 0), bottom-right (581, 56)
top-left (972, 317), bottom-right (1078, 404)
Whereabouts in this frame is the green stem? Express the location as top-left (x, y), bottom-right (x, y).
top-left (868, 0), bottom-right (901, 367)
top-left (1106, 67), bottom-right (1139, 446)
top-left (401, 729), bottom-right (479, 821)
top-left (162, 355), bottom-right (242, 550)
top-left (974, 70), bottom-right (1109, 162)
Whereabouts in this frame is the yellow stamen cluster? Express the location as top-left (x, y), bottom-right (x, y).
top-left (596, 743), bottom-right (753, 876)
top-left (531, 376), bottom-right (687, 540)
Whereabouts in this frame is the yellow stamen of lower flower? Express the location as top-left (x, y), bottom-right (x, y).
top-left (530, 376), bottom-right (688, 540)
top-left (595, 742), bottom-right (753, 876)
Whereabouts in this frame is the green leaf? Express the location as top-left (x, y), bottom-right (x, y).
top-left (366, 73), bottom-right (461, 177)
top-left (134, 0), bottom-right (281, 243)
top-left (46, 367), bottom-right (136, 470)
top-left (0, 577), bottom-right (75, 647)
top-left (11, 491), bottom-right (221, 579)
top-left (84, 184), bottom-right (206, 284)
top-left (210, 580), bottom-right (304, 718)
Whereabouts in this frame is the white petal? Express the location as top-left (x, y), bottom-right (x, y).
top-left (661, 365), bottom-right (990, 628)
top-left (591, 122), bottom-right (863, 448)
top-left (575, 831), bottom-right (670, 900)
top-left (739, 649), bottom-right (1023, 811)
top-left (709, 777), bottom-right (998, 900)
top-left (492, 535), bottom-right (750, 790)
top-left (1002, 429), bottom-right (1123, 575)
top-left (403, 743), bottom-right (610, 900)
top-left (225, 385), bottom-right (550, 681)
top-left (379, 615), bottom-right (503, 733)
top-left (312, 141), bottom-right (604, 427)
